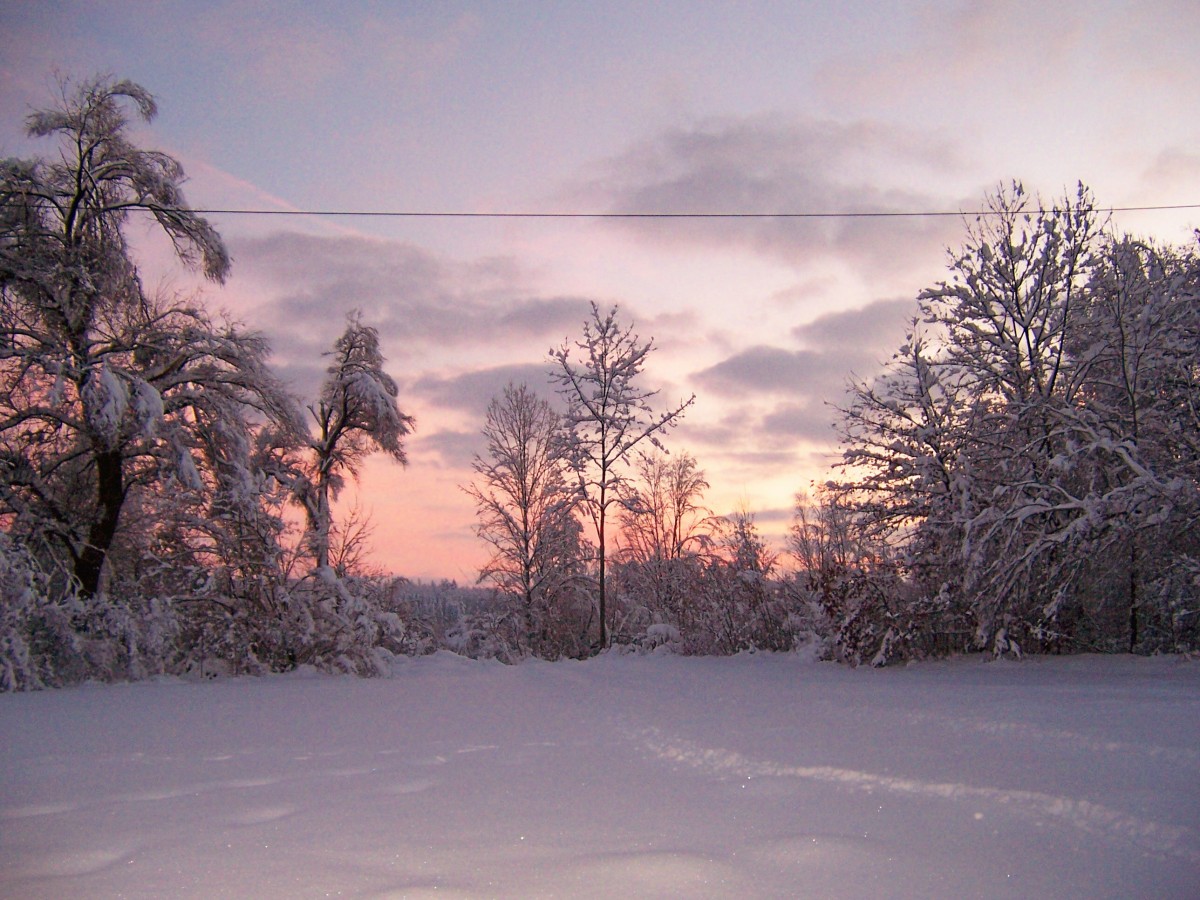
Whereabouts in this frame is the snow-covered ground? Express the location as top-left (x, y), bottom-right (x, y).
top-left (2, 653), bottom-right (1197, 898)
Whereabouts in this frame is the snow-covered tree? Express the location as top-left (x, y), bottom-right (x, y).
top-left (823, 182), bottom-right (1200, 658)
top-left (0, 77), bottom-right (328, 685)
top-left (790, 487), bottom-right (924, 664)
top-left (0, 77), bottom-right (289, 599)
top-left (301, 312), bottom-right (413, 571)
top-left (464, 383), bottom-right (590, 658)
top-left (918, 183), bottom-right (1102, 647)
top-left (835, 323), bottom-right (971, 595)
top-left (549, 303), bottom-right (694, 649)
top-left (996, 234), bottom-right (1200, 652)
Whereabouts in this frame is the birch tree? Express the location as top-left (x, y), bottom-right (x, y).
top-left (550, 303), bottom-right (694, 648)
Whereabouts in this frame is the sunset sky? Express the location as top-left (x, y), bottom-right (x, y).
top-left (2, 1), bottom-right (1198, 580)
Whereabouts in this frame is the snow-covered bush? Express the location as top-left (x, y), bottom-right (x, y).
top-left (289, 569), bottom-right (408, 675)
top-left (0, 534), bottom-right (75, 690)
top-left (0, 534), bottom-right (191, 688)
top-left (638, 622), bottom-right (682, 653)
top-left (444, 607), bottom-right (524, 663)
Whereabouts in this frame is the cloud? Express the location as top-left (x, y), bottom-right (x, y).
top-left (695, 346), bottom-right (827, 397)
top-left (817, 2), bottom-right (1090, 109)
top-left (792, 296), bottom-right (915, 352)
top-left (566, 114), bottom-right (966, 277)
top-left (690, 296), bottom-right (913, 452)
top-left (749, 506), bottom-right (794, 525)
top-left (189, 6), bottom-right (481, 101)
top-left (761, 402), bottom-right (840, 444)
top-left (1137, 148), bottom-right (1200, 199)
top-left (695, 296), bottom-right (909, 399)
top-left (411, 363), bottom-right (558, 418)
top-left (227, 231), bottom-right (592, 397)
top-left (415, 429), bottom-right (484, 471)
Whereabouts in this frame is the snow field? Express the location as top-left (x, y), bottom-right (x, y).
top-left (1, 652), bottom-right (1197, 898)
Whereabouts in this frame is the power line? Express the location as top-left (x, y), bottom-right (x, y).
top-left (182, 204), bottom-right (1200, 220)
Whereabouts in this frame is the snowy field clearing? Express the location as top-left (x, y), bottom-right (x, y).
top-left (2, 653), bottom-right (1198, 898)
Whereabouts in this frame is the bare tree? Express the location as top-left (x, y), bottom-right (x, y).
top-left (615, 450), bottom-right (714, 628)
top-left (328, 501), bottom-right (381, 578)
top-left (302, 311), bottom-right (413, 571)
top-left (464, 383), bottom-right (588, 656)
top-left (619, 450), bottom-right (713, 563)
top-left (549, 302), bottom-right (694, 648)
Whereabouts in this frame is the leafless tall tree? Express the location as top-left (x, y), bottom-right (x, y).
top-left (465, 383), bottom-right (587, 655)
top-left (549, 303), bottom-right (694, 648)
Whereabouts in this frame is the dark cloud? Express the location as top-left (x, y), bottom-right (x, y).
top-left (233, 232), bottom-right (589, 346)
top-left (415, 429), bottom-right (484, 471)
top-left (568, 114), bottom-right (967, 276)
top-left (721, 448), bottom-right (802, 471)
top-left (674, 408), bottom-right (754, 450)
top-left (1137, 148), bottom-right (1200, 202)
top-left (690, 296), bottom-right (912, 452)
top-left (228, 231), bottom-right (592, 397)
top-left (410, 363), bottom-right (559, 418)
top-left (749, 506), bottom-right (794, 525)
top-left (682, 397), bottom-right (836, 458)
top-left (762, 402), bottom-right (840, 444)
top-left (697, 296), bottom-right (912, 396)
top-left (499, 296), bottom-right (595, 337)
top-left (695, 346), bottom-right (828, 397)
top-left (792, 296), bottom-right (915, 352)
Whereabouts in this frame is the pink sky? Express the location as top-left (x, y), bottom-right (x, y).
top-left (3, 1), bottom-right (1199, 579)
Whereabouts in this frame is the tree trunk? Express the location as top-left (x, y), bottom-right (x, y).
top-left (597, 481), bottom-right (607, 650)
top-left (75, 448), bottom-right (125, 598)
top-left (313, 470), bottom-right (331, 570)
top-left (1129, 542), bottom-right (1139, 653)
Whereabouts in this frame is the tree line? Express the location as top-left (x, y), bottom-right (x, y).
top-left (2, 77), bottom-right (1197, 688)
top-left (460, 188), bottom-right (1200, 663)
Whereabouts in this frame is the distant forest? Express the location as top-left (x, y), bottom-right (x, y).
top-left (2, 78), bottom-right (1197, 689)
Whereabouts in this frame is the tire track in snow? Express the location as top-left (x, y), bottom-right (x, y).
top-left (636, 729), bottom-right (1200, 865)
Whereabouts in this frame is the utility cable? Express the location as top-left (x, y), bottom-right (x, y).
top-left (179, 204), bottom-right (1200, 220)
